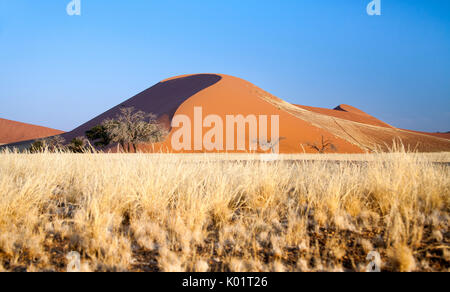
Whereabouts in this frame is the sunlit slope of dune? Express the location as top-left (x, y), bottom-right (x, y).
top-left (0, 118), bottom-right (64, 144)
top-left (295, 104), bottom-right (393, 128)
top-left (249, 84), bottom-right (450, 152)
top-left (146, 74), bottom-right (450, 153)
top-left (148, 74), bottom-right (363, 153)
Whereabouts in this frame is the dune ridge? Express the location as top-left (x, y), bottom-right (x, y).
top-left (402, 129), bottom-right (450, 140)
top-left (60, 74), bottom-right (221, 143)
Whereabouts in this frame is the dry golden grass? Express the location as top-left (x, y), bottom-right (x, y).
top-left (0, 149), bottom-right (448, 272)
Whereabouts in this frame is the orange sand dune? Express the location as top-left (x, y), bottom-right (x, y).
top-left (145, 75), bottom-right (363, 154)
top-left (140, 74), bottom-right (450, 153)
top-left (0, 118), bottom-right (64, 144)
top-left (9, 73), bottom-right (449, 154)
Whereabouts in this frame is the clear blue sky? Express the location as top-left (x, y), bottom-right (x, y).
top-left (0, 0), bottom-right (449, 132)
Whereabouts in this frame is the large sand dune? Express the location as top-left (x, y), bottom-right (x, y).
top-left (52, 73), bottom-right (450, 153)
top-left (0, 118), bottom-right (64, 145)
top-left (146, 74), bottom-right (450, 153)
top-left (3, 74), bottom-right (449, 153)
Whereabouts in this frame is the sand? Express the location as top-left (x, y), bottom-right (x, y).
top-left (8, 73), bottom-right (448, 154)
top-left (147, 74), bottom-right (363, 153)
top-left (144, 74), bottom-right (450, 153)
top-left (0, 118), bottom-right (64, 145)
top-left (295, 104), bottom-right (393, 128)
top-left (60, 74), bottom-right (221, 143)
top-left (402, 129), bottom-right (450, 140)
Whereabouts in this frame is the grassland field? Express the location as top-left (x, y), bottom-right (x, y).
top-left (0, 149), bottom-right (448, 272)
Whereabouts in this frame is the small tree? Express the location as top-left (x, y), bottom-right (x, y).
top-left (85, 125), bottom-right (111, 148)
top-left (131, 118), bottom-right (168, 152)
top-left (102, 118), bottom-right (129, 152)
top-left (98, 107), bottom-right (167, 152)
top-left (305, 136), bottom-right (337, 154)
top-left (68, 137), bottom-right (91, 153)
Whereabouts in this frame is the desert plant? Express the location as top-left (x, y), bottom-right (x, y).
top-left (85, 125), bottom-right (111, 148)
top-left (29, 135), bottom-right (66, 153)
top-left (68, 137), bottom-right (92, 153)
top-left (29, 140), bottom-right (45, 153)
top-left (47, 135), bottom-right (66, 151)
top-left (305, 136), bottom-right (337, 153)
top-left (102, 107), bottom-right (167, 152)
top-left (131, 118), bottom-right (168, 151)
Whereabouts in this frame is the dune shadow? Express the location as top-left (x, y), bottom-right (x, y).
top-left (61, 74), bottom-right (222, 142)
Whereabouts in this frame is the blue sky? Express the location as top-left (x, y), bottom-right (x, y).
top-left (0, 0), bottom-right (449, 132)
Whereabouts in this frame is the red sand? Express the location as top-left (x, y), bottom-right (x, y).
top-left (144, 74), bottom-right (450, 153)
top-left (60, 74), bottom-right (221, 143)
top-left (294, 105), bottom-right (393, 128)
top-left (146, 75), bottom-right (363, 153)
top-left (140, 75), bottom-right (450, 153)
top-left (21, 73), bottom-right (449, 154)
top-left (0, 118), bottom-right (64, 144)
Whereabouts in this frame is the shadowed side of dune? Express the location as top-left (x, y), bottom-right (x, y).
top-left (61, 74), bottom-right (222, 142)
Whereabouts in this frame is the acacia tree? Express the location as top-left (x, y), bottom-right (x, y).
top-left (131, 117), bottom-right (168, 152)
top-left (305, 136), bottom-right (337, 154)
top-left (103, 118), bottom-right (129, 152)
top-left (99, 107), bottom-right (167, 153)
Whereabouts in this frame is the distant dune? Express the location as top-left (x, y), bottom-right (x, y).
top-left (0, 118), bottom-right (64, 145)
top-left (402, 129), bottom-right (450, 140)
top-left (3, 74), bottom-right (450, 153)
top-left (294, 104), bottom-right (393, 128)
